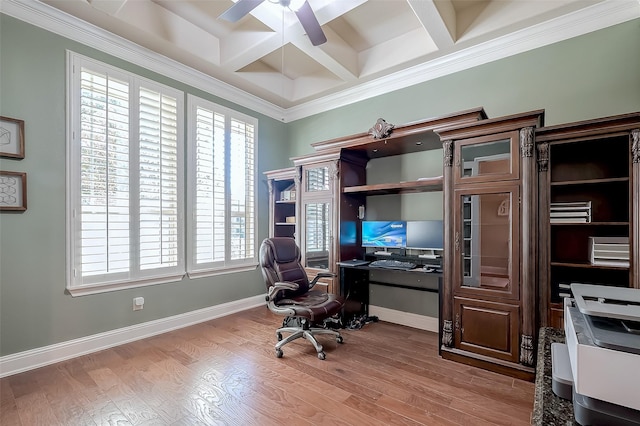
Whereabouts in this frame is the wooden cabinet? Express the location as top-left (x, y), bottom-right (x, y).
top-left (282, 109), bottom-right (488, 294)
top-left (454, 297), bottom-right (520, 362)
top-left (437, 110), bottom-right (544, 380)
top-left (535, 113), bottom-right (640, 328)
top-left (265, 167), bottom-right (299, 239)
top-left (453, 183), bottom-right (521, 301)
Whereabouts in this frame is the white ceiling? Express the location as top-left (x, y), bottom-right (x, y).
top-left (4, 0), bottom-right (640, 121)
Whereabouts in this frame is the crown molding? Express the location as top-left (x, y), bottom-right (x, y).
top-left (1, 0), bottom-right (286, 121)
top-left (2, 0), bottom-right (638, 123)
top-left (285, 0), bottom-right (640, 122)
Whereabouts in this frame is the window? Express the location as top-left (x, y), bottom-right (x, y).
top-left (186, 95), bottom-right (257, 276)
top-left (67, 53), bottom-right (185, 295)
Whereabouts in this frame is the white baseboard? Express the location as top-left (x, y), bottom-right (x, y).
top-left (369, 305), bottom-right (439, 333)
top-left (0, 295), bottom-right (265, 378)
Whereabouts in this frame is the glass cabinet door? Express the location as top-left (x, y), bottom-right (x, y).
top-left (454, 131), bottom-right (519, 184)
top-left (455, 183), bottom-right (520, 300)
top-left (305, 166), bottom-right (330, 193)
top-left (303, 201), bottom-right (331, 270)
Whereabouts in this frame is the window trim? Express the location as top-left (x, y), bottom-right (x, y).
top-left (66, 51), bottom-right (186, 296)
top-left (186, 94), bottom-right (258, 278)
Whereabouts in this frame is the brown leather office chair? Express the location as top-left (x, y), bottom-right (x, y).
top-left (259, 237), bottom-right (345, 360)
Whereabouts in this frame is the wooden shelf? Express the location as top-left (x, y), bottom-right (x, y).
top-left (275, 199), bottom-right (296, 204)
top-left (550, 176), bottom-right (629, 186)
top-left (343, 177), bottom-right (443, 196)
top-left (275, 222), bottom-right (296, 226)
top-left (550, 261), bottom-right (629, 270)
top-left (550, 221), bottom-right (628, 226)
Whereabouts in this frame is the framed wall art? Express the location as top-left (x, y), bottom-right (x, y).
top-left (0, 116), bottom-right (25, 159)
top-left (0, 171), bottom-right (27, 211)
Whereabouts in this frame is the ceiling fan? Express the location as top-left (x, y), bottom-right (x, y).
top-left (219, 0), bottom-right (327, 46)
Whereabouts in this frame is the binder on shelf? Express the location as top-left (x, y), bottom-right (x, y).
top-left (590, 259), bottom-right (630, 267)
top-left (589, 236), bottom-right (629, 267)
top-left (550, 201), bottom-right (592, 209)
top-left (556, 282), bottom-right (573, 300)
top-left (550, 201), bottom-right (591, 223)
top-left (550, 211), bottom-right (590, 218)
top-left (280, 184), bottom-right (296, 201)
top-left (550, 217), bottom-right (589, 223)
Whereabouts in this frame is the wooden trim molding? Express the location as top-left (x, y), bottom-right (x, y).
top-left (442, 320), bottom-right (453, 347)
top-left (520, 334), bottom-right (535, 366)
top-left (520, 127), bottom-right (534, 157)
top-left (632, 129), bottom-right (639, 163)
top-left (443, 140), bottom-right (453, 167)
top-left (536, 142), bottom-right (549, 172)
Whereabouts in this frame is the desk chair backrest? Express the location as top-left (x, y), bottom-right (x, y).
top-left (259, 237), bottom-right (310, 302)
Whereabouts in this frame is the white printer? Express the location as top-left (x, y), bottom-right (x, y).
top-left (553, 283), bottom-right (640, 425)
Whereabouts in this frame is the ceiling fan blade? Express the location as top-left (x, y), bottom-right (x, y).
top-left (294, 0), bottom-right (327, 46)
top-left (219, 0), bottom-right (266, 23)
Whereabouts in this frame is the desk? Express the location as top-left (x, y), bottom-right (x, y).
top-left (338, 262), bottom-right (443, 345)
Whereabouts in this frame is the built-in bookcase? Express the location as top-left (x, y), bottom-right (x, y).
top-left (265, 167), bottom-right (298, 239)
top-left (536, 113), bottom-right (640, 328)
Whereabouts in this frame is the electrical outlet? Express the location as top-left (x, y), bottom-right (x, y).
top-left (133, 296), bottom-right (144, 311)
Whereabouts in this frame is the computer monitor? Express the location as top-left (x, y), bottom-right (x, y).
top-left (361, 221), bottom-right (406, 248)
top-left (406, 220), bottom-right (444, 251)
top-left (340, 221), bottom-right (356, 245)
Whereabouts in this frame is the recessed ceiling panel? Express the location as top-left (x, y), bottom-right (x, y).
top-left (36, 0), bottom-right (624, 110)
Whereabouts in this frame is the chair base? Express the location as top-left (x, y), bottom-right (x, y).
top-left (275, 324), bottom-right (343, 360)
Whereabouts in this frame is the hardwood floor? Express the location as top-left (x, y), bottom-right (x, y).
top-left (1, 307), bottom-right (534, 425)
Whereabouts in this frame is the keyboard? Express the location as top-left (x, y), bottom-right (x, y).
top-left (369, 259), bottom-right (417, 270)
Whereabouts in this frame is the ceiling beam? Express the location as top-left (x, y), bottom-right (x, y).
top-left (407, 0), bottom-right (455, 49)
top-left (291, 26), bottom-right (358, 81)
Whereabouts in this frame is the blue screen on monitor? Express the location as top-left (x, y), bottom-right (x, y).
top-left (406, 220), bottom-right (444, 250)
top-left (362, 221), bottom-right (407, 248)
top-left (340, 221), bottom-right (357, 245)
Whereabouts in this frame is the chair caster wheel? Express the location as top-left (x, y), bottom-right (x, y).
top-left (275, 348), bottom-right (283, 358)
top-left (277, 332), bottom-right (283, 341)
top-left (317, 351), bottom-right (326, 360)
top-left (336, 336), bottom-right (344, 344)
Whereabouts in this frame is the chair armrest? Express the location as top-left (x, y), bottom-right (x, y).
top-left (265, 281), bottom-right (299, 302)
top-left (309, 272), bottom-right (336, 289)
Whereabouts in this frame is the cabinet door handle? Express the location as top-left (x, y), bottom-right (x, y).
top-left (455, 231), bottom-right (460, 252)
top-left (455, 313), bottom-right (460, 330)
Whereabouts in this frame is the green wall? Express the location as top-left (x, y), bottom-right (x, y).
top-left (0, 15), bottom-right (288, 357)
top-left (1, 14), bottom-right (639, 356)
top-left (288, 19), bottom-right (640, 157)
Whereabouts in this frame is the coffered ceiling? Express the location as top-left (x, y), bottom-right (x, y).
top-left (5, 0), bottom-right (640, 120)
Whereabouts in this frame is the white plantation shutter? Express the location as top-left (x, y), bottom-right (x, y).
top-left (79, 68), bottom-right (131, 278)
top-left (68, 53), bottom-right (184, 295)
top-left (229, 119), bottom-right (255, 260)
top-left (187, 95), bottom-right (257, 274)
top-left (193, 108), bottom-right (226, 264)
top-left (138, 88), bottom-right (180, 270)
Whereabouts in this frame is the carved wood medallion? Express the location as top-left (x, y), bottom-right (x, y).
top-left (368, 118), bottom-right (394, 139)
